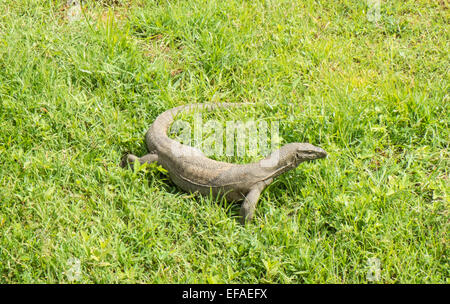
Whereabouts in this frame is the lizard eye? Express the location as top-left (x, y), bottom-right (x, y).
top-left (295, 150), bottom-right (315, 160)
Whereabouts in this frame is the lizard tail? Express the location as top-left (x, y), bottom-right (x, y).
top-left (147, 102), bottom-right (248, 140)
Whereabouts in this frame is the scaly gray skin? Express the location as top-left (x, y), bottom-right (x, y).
top-left (121, 103), bottom-right (327, 224)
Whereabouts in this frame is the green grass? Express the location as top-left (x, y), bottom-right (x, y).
top-left (0, 0), bottom-right (448, 283)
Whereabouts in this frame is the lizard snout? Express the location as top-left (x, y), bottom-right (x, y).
top-left (315, 147), bottom-right (327, 159)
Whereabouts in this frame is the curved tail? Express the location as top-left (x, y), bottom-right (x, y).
top-left (146, 103), bottom-right (248, 143)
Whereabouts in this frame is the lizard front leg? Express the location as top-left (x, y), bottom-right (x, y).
top-left (239, 180), bottom-right (269, 225)
top-left (120, 153), bottom-right (158, 168)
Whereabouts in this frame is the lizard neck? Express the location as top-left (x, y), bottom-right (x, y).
top-left (256, 146), bottom-right (298, 179)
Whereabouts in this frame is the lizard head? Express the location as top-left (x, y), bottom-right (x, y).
top-left (282, 143), bottom-right (327, 166)
top-left (258, 142), bottom-right (327, 171)
top-left (294, 143), bottom-right (327, 162)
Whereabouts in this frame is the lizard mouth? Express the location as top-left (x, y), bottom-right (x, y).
top-left (316, 148), bottom-right (328, 159)
top-left (296, 148), bottom-right (327, 161)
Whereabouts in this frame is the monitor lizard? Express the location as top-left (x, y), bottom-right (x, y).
top-left (121, 103), bottom-right (327, 224)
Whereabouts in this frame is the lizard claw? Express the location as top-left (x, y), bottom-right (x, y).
top-left (120, 154), bottom-right (138, 168)
top-left (119, 154), bottom-right (129, 168)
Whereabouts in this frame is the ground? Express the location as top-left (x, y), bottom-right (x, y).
top-left (0, 0), bottom-right (448, 283)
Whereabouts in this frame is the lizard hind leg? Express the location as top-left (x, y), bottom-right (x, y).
top-left (120, 153), bottom-right (158, 168)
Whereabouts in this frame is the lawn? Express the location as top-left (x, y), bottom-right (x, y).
top-left (0, 0), bottom-right (448, 283)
